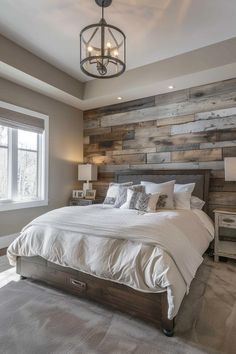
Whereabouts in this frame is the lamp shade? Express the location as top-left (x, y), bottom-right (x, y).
top-left (78, 164), bottom-right (97, 181)
top-left (224, 157), bottom-right (236, 181)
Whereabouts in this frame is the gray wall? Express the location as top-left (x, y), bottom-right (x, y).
top-left (0, 78), bottom-right (83, 237)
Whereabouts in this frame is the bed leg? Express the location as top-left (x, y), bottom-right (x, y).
top-left (20, 275), bottom-right (27, 280)
top-left (161, 293), bottom-right (175, 337)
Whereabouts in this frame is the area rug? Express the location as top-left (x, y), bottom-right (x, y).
top-left (0, 257), bottom-right (235, 354)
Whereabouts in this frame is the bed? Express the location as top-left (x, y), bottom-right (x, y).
top-left (7, 169), bottom-right (213, 336)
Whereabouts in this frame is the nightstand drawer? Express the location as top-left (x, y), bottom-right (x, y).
top-left (219, 214), bottom-right (236, 228)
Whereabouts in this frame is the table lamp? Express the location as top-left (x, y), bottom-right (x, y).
top-left (224, 157), bottom-right (236, 181)
top-left (78, 164), bottom-right (97, 192)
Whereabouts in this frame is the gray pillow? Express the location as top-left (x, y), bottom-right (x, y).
top-left (114, 184), bottom-right (145, 208)
top-left (103, 182), bottom-right (133, 205)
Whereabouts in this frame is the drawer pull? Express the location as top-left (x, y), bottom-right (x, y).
top-left (222, 218), bottom-right (235, 223)
top-left (70, 279), bottom-right (86, 290)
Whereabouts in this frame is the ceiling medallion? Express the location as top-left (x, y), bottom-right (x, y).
top-left (80, 0), bottom-right (126, 79)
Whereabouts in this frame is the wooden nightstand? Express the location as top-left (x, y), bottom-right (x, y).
top-left (69, 198), bottom-right (103, 206)
top-left (214, 208), bottom-right (236, 262)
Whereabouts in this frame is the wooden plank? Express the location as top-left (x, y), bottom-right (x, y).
top-left (156, 114), bottom-right (194, 127)
top-left (155, 89), bottom-right (189, 106)
top-left (130, 161), bottom-right (224, 171)
top-left (171, 116), bottom-right (236, 135)
top-left (98, 164), bottom-right (130, 173)
top-left (106, 147), bottom-right (156, 156)
top-left (135, 126), bottom-right (170, 139)
top-left (123, 132), bottom-right (216, 150)
top-left (84, 96), bottom-right (155, 119)
top-left (90, 130), bottom-right (135, 144)
top-left (147, 152), bottom-right (171, 164)
top-left (156, 143), bottom-right (200, 153)
top-left (195, 107), bottom-right (236, 120)
top-left (210, 179), bottom-right (236, 192)
top-left (200, 140), bottom-right (236, 149)
top-left (84, 127), bottom-right (111, 137)
top-left (84, 141), bottom-right (123, 154)
top-left (101, 93), bottom-right (236, 128)
top-left (189, 78), bottom-right (236, 100)
top-left (171, 148), bottom-right (222, 162)
top-left (223, 146), bottom-right (236, 157)
top-left (209, 192), bottom-right (236, 206)
top-left (86, 153), bottom-right (146, 165)
top-left (84, 118), bottom-right (100, 130)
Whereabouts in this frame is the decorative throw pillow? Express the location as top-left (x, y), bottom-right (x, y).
top-left (103, 182), bottom-right (133, 205)
top-left (120, 189), bottom-right (160, 212)
top-left (141, 180), bottom-right (175, 209)
top-left (174, 183), bottom-right (195, 209)
top-left (114, 184), bottom-right (145, 208)
top-left (136, 192), bottom-right (160, 212)
top-left (190, 196), bottom-right (205, 210)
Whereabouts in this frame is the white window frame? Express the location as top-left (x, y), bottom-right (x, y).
top-left (0, 101), bottom-right (49, 212)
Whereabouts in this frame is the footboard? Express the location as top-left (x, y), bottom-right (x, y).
top-left (17, 256), bottom-right (174, 336)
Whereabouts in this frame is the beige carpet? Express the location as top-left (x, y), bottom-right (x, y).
top-left (0, 257), bottom-right (235, 354)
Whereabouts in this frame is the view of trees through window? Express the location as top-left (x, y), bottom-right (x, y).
top-left (0, 125), bottom-right (8, 199)
top-left (0, 125), bottom-right (40, 201)
top-left (17, 130), bottom-right (38, 200)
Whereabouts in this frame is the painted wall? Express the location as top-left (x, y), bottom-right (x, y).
top-left (84, 78), bottom-right (236, 217)
top-left (0, 77), bottom-right (83, 237)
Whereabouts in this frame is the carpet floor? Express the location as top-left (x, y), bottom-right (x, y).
top-left (0, 257), bottom-right (235, 354)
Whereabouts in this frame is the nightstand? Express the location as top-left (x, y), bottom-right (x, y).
top-left (214, 208), bottom-right (236, 262)
top-left (69, 198), bottom-right (103, 206)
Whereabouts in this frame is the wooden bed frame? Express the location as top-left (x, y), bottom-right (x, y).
top-left (16, 169), bottom-right (210, 336)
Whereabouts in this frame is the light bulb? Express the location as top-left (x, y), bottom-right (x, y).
top-left (107, 42), bottom-right (111, 48)
top-left (113, 50), bottom-right (119, 57)
top-left (168, 85), bottom-right (174, 89)
top-left (87, 46), bottom-right (93, 52)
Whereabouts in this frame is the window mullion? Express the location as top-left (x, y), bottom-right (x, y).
top-left (11, 129), bottom-right (18, 200)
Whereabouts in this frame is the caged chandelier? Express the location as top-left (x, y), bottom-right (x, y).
top-left (80, 0), bottom-right (126, 79)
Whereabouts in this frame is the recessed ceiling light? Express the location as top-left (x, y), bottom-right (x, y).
top-left (117, 96), bottom-right (122, 100)
top-left (168, 85), bottom-right (174, 89)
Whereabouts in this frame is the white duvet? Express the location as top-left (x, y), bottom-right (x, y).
top-left (7, 205), bottom-right (214, 319)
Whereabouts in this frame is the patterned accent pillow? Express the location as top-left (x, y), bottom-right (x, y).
top-left (136, 192), bottom-right (160, 212)
top-left (120, 189), bottom-right (160, 212)
top-left (114, 184), bottom-right (145, 208)
top-left (103, 182), bottom-right (133, 206)
top-left (118, 184), bottom-right (145, 209)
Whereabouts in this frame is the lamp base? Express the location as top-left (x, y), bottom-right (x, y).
top-left (83, 182), bottom-right (92, 194)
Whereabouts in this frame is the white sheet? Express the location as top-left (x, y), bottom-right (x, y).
top-left (7, 205), bottom-right (214, 319)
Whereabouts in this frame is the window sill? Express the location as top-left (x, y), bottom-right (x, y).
top-left (0, 199), bottom-right (48, 212)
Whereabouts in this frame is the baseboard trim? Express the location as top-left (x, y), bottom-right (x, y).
top-left (0, 233), bottom-right (19, 249)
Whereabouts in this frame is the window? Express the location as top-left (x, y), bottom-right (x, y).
top-left (0, 101), bottom-right (48, 211)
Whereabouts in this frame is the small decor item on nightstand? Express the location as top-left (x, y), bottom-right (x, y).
top-left (85, 189), bottom-right (96, 200)
top-left (72, 190), bottom-right (84, 199)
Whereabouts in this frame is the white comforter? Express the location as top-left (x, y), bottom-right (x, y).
top-left (7, 205), bottom-right (214, 319)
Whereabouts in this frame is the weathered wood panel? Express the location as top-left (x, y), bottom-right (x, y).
top-left (101, 93), bottom-right (236, 128)
top-left (171, 149), bottom-right (222, 163)
top-left (171, 116), bottom-right (236, 135)
top-left (83, 78), bottom-right (236, 209)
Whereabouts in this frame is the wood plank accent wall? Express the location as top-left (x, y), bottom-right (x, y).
top-left (83, 78), bottom-right (236, 217)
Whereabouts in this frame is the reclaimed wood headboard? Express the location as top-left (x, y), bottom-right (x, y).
top-left (115, 169), bottom-right (210, 212)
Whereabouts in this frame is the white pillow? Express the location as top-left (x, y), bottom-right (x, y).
top-left (190, 196), bottom-right (205, 210)
top-left (141, 180), bottom-right (175, 209)
top-left (174, 183), bottom-right (195, 209)
top-left (120, 188), bottom-right (160, 212)
top-left (103, 182), bottom-right (133, 205)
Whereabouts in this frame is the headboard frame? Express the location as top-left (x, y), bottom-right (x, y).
top-left (115, 169), bottom-right (210, 213)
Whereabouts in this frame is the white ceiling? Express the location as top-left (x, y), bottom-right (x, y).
top-left (0, 0), bottom-right (236, 82)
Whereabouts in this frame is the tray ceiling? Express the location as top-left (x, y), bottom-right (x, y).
top-left (0, 0), bottom-right (236, 82)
